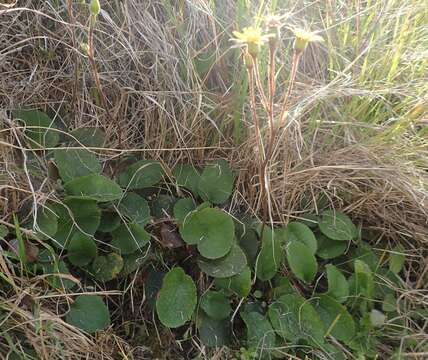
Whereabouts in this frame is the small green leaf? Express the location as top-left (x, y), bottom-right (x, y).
top-left (198, 312), bottom-right (229, 348)
top-left (69, 127), bottom-right (105, 147)
top-left (173, 197), bottom-right (196, 224)
top-left (66, 295), bottom-right (110, 333)
top-left (65, 174), bottom-right (123, 202)
top-left (110, 223), bottom-right (150, 255)
top-left (120, 252), bottom-right (149, 277)
top-left (326, 264), bottom-right (349, 303)
top-left (319, 210), bottom-right (357, 241)
top-left (150, 194), bottom-right (176, 218)
top-left (198, 244), bottom-right (247, 278)
top-left (118, 160), bottom-right (163, 190)
top-left (34, 205), bottom-right (58, 240)
top-left (241, 311), bottom-right (276, 357)
top-left (98, 211), bottom-right (121, 233)
top-left (316, 234), bottom-right (347, 260)
top-left (156, 267), bottom-right (197, 328)
top-left (200, 291), bottom-right (231, 320)
top-left (0, 225), bottom-right (7, 239)
top-left (54, 148), bottom-right (101, 183)
top-left (369, 309), bottom-right (386, 327)
top-left (180, 207), bottom-right (234, 259)
top-left (214, 266), bottom-right (252, 297)
top-left (255, 227), bottom-right (283, 281)
top-left (42, 260), bottom-right (76, 290)
top-left (118, 192), bottom-right (151, 226)
top-left (90, 253), bottom-right (124, 281)
top-left (389, 246), bottom-right (405, 274)
top-left (173, 164), bottom-right (200, 195)
top-left (52, 198), bottom-right (100, 248)
top-left (282, 222), bottom-right (317, 254)
top-left (67, 233), bottom-right (97, 267)
top-left (239, 228), bottom-right (259, 267)
top-left (268, 294), bottom-right (325, 345)
top-left (382, 293), bottom-right (397, 312)
top-left (316, 295), bottom-right (355, 344)
top-left (197, 159), bottom-right (234, 204)
top-left (13, 109), bottom-right (59, 149)
top-left (286, 241), bottom-right (317, 283)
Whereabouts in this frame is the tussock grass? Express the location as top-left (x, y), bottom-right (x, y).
top-left (0, 0), bottom-right (427, 359)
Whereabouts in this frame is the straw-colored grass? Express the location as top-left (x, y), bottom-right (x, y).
top-left (0, 0), bottom-right (427, 359)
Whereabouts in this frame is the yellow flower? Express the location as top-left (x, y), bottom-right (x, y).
top-left (232, 26), bottom-right (272, 56)
top-left (292, 28), bottom-right (324, 52)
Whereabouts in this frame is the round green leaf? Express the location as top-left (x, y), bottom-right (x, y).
top-left (200, 291), bottom-right (231, 320)
top-left (13, 109), bottom-right (59, 149)
top-left (65, 174), bottom-right (123, 202)
top-left (66, 295), bottom-right (110, 333)
top-left (282, 222), bottom-right (317, 254)
top-left (198, 244), bottom-right (247, 278)
top-left (54, 148), bottom-right (101, 183)
top-left (90, 253), bottom-right (124, 281)
top-left (316, 295), bottom-right (355, 344)
top-left (319, 210), bottom-right (357, 241)
top-left (117, 192), bottom-right (151, 226)
top-left (67, 233), bottom-right (97, 267)
top-left (268, 294), bottom-right (325, 345)
top-left (156, 267), bottom-right (197, 328)
top-left (214, 266), bottom-right (252, 297)
top-left (173, 164), bottom-right (200, 195)
top-left (316, 234), bottom-right (347, 259)
top-left (34, 205), bottom-right (58, 240)
top-left (118, 160), bottom-right (163, 190)
top-left (286, 241), bottom-right (317, 283)
top-left (110, 223), bottom-right (150, 255)
top-left (173, 197), bottom-right (196, 224)
top-left (255, 227), bottom-right (283, 281)
top-left (241, 311), bottom-right (276, 357)
top-left (42, 260), bottom-right (76, 290)
top-left (180, 207), bottom-right (234, 259)
top-left (197, 159), bottom-right (234, 204)
top-left (119, 252), bottom-right (149, 277)
top-left (326, 264), bottom-right (349, 303)
top-left (69, 127), bottom-right (105, 147)
top-left (198, 313), bottom-right (229, 348)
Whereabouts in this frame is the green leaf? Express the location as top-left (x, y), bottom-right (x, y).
top-left (54, 148), bottom-right (101, 183)
top-left (198, 312), bottom-right (229, 348)
top-left (34, 205), bottom-right (58, 240)
top-left (272, 276), bottom-right (295, 299)
top-left (65, 174), bottom-right (123, 202)
top-left (118, 160), bottom-right (163, 190)
top-left (241, 311), bottom-right (276, 358)
top-left (90, 253), bottom-right (124, 281)
top-left (66, 295), bottom-right (110, 333)
top-left (369, 309), bottom-right (386, 327)
top-left (200, 291), bottom-right (232, 320)
top-left (268, 294), bottom-right (325, 345)
top-left (319, 210), bottom-right (357, 241)
top-left (145, 268), bottom-right (166, 308)
top-left (239, 228), bottom-right (259, 267)
top-left (316, 295), bottom-right (355, 344)
top-left (286, 241), bottom-right (317, 283)
top-left (119, 252), bottom-right (149, 277)
top-left (98, 211), bottom-right (121, 233)
top-left (198, 244), bottom-right (247, 278)
top-left (197, 159), bottom-right (234, 204)
top-left (316, 234), bottom-right (347, 260)
top-left (173, 197), bottom-right (196, 224)
top-left (42, 260), bottom-right (76, 290)
top-left (352, 260), bottom-right (375, 299)
top-left (214, 266), bottom-right (252, 297)
top-left (150, 194), bottom-right (176, 218)
top-left (382, 293), bottom-right (397, 312)
top-left (69, 127), bottom-right (105, 147)
top-left (389, 246), bottom-right (405, 274)
top-left (13, 109), bottom-right (59, 149)
top-left (52, 198), bottom-right (100, 248)
top-left (326, 264), bottom-right (349, 303)
top-left (180, 207), bottom-right (234, 259)
top-left (0, 225), bottom-right (7, 239)
top-left (255, 227), bottom-right (283, 281)
top-left (67, 233), bottom-right (97, 267)
top-left (173, 164), bottom-right (200, 195)
top-left (118, 192), bottom-right (151, 226)
top-left (110, 223), bottom-right (150, 255)
top-left (156, 267), bottom-right (197, 328)
top-left (282, 222), bottom-right (317, 254)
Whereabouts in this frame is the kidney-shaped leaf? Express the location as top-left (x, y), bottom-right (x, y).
top-left (198, 244), bottom-right (247, 278)
top-left (200, 291), bottom-right (231, 320)
top-left (316, 234), bottom-right (347, 260)
top-left (180, 207), bottom-right (234, 259)
top-left (286, 241), bottom-right (317, 283)
top-left (197, 159), bottom-right (234, 204)
top-left (65, 174), bottom-right (123, 202)
top-left (90, 253), bottom-right (124, 282)
top-left (67, 233), bottom-right (97, 267)
top-left (255, 227), bottom-right (283, 281)
top-left (214, 266), bottom-right (252, 297)
top-left (241, 311), bottom-right (276, 357)
top-left (283, 222), bottom-right (317, 254)
top-left (156, 267), bottom-right (197, 328)
top-left (110, 223), bottom-right (150, 255)
top-left (118, 160), bottom-right (163, 190)
top-left (319, 210), bottom-right (357, 241)
top-left (117, 192), bottom-right (151, 226)
top-left (54, 148), bottom-right (101, 183)
top-left (173, 164), bottom-right (200, 195)
top-left (66, 295), bottom-right (110, 334)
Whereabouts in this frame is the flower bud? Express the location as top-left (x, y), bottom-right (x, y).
top-left (90, 0), bottom-right (101, 16)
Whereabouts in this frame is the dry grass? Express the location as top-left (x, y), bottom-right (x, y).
top-left (0, 0), bottom-right (427, 359)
